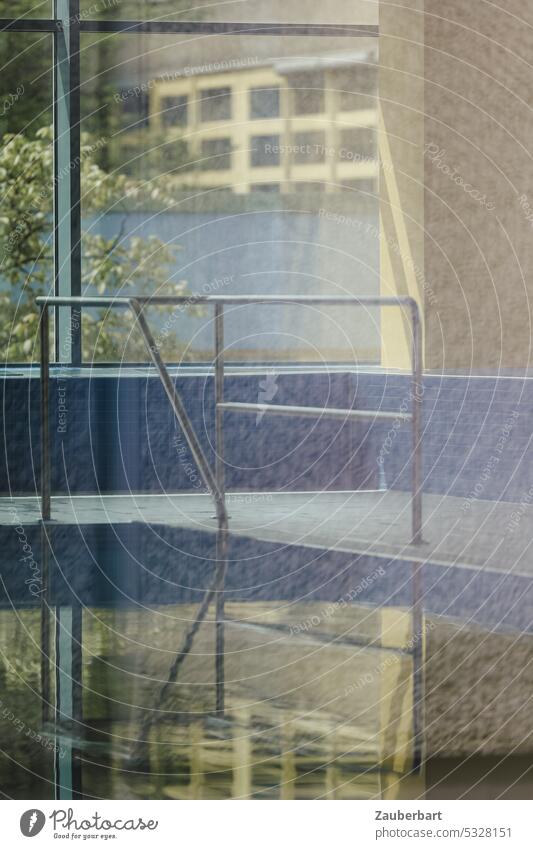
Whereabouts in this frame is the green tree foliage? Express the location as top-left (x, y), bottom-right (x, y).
top-left (0, 21), bottom-right (52, 138)
top-left (0, 127), bottom-right (189, 361)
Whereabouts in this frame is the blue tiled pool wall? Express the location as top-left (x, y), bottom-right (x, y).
top-left (1, 370), bottom-right (531, 501)
top-left (353, 371), bottom-right (531, 503)
top-left (1, 522), bottom-right (532, 633)
top-left (1, 372), bottom-right (368, 495)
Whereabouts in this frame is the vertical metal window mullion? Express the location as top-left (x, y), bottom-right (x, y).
top-left (52, 1), bottom-right (83, 803)
top-left (54, 0), bottom-right (81, 364)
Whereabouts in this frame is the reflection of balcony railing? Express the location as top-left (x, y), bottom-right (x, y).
top-left (37, 293), bottom-right (424, 771)
top-left (38, 294), bottom-right (422, 540)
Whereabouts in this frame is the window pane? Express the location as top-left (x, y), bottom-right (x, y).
top-left (80, 33), bottom-right (379, 365)
top-left (339, 126), bottom-right (377, 161)
top-left (200, 136), bottom-right (232, 169)
top-left (161, 94), bottom-right (188, 127)
top-left (250, 182), bottom-right (280, 192)
top-left (0, 0), bottom-right (51, 17)
top-left (250, 86), bottom-right (280, 119)
top-left (0, 610), bottom-right (55, 798)
top-left (339, 64), bottom-right (377, 111)
top-left (0, 36), bottom-right (53, 802)
top-left (292, 130), bottom-right (326, 163)
top-left (251, 134), bottom-right (280, 167)
top-left (290, 70), bottom-right (325, 114)
top-left (77, 0), bottom-right (378, 25)
top-left (0, 33), bottom-right (53, 364)
top-left (118, 86), bottom-right (149, 130)
top-left (199, 86), bottom-right (232, 122)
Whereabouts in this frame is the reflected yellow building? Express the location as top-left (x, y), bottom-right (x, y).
top-left (146, 51), bottom-right (378, 194)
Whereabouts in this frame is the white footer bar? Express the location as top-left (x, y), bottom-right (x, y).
top-left (5, 800), bottom-right (529, 847)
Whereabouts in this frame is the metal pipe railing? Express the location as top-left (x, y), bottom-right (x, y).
top-left (37, 293), bottom-right (419, 306)
top-left (37, 292), bottom-right (423, 542)
top-left (37, 293), bottom-right (424, 761)
top-left (218, 402), bottom-right (412, 422)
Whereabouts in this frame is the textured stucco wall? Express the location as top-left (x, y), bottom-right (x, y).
top-left (424, 1), bottom-right (533, 370)
top-left (426, 618), bottom-right (533, 757)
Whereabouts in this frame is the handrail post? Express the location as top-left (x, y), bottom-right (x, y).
top-left (215, 304), bottom-right (226, 500)
top-left (215, 304), bottom-right (225, 505)
top-left (40, 305), bottom-right (51, 521)
top-left (409, 299), bottom-right (424, 773)
top-left (410, 300), bottom-right (423, 546)
top-left (215, 525), bottom-right (228, 713)
top-left (39, 305), bottom-right (51, 725)
top-left (214, 304), bottom-right (227, 712)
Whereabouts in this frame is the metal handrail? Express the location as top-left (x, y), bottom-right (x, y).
top-left (37, 292), bottom-right (423, 543)
top-left (36, 293), bottom-right (424, 747)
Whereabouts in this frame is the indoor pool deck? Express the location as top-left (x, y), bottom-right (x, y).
top-left (1, 489), bottom-right (532, 577)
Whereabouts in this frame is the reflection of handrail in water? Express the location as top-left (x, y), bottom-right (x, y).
top-left (37, 293), bottom-right (423, 769)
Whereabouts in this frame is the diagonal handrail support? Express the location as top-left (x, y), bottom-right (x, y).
top-left (38, 294), bottom-right (226, 528)
top-left (129, 299), bottom-right (228, 529)
top-left (129, 300), bottom-right (230, 716)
